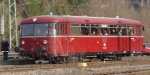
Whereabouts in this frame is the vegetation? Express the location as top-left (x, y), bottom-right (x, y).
top-left (21, 0), bottom-right (46, 18)
top-left (15, 0), bottom-right (89, 17)
top-left (0, 0), bottom-right (150, 42)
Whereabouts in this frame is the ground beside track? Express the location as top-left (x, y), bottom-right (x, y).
top-left (1, 56), bottom-right (150, 75)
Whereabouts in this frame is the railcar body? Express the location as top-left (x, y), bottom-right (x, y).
top-left (19, 15), bottom-right (143, 61)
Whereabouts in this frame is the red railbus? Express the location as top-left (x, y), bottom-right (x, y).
top-left (19, 15), bottom-right (143, 62)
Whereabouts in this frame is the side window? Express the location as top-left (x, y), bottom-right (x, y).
top-left (110, 25), bottom-right (117, 35)
top-left (101, 24), bottom-right (109, 35)
top-left (91, 25), bottom-right (98, 35)
top-left (70, 24), bottom-right (81, 35)
top-left (118, 25), bottom-right (126, 36)
top-left (81, 24), bottom-right (89, 35)
top-left (127, 26), bottom-right (134, 36)
top-left (136, 26), bottom-right (141, 35)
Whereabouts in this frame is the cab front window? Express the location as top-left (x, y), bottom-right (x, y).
top-left (21, 23), bottom-right (57, 36)
top-left (22, 24), bottom-right (34, 36)
top-left (34, 24), bottom-right (48, 36)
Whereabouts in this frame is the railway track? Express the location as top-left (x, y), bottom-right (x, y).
top-left (0, 63), bottom-right (150, 75)
top-left (0, 56), bottom-right (150, 75)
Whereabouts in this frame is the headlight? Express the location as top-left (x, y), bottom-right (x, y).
top-left (43, 40), bottom-right (47, 44)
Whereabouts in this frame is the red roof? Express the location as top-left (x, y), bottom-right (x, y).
top-left (21, 15), bottom-right (142, 26)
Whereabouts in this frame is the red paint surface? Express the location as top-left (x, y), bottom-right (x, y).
top-left (19, 16), bottom-right (143, 57)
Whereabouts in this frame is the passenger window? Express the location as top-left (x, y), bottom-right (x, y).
top-left (81, 24), bottom-right (89, 35)
top-left (91, 25), bottom-right (98, 35)
top-left (70, 24), bottom-right (81, 35)
top-left (110, 25), bottom-right (117, 35)
top-left (118, 25), bottom-right (126, 36)
top-left (101, 24), bottom-right (109, 35)
top-left (127, 26), bottom-right (134, 36)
